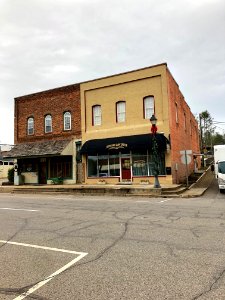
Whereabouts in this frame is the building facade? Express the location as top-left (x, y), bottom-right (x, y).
top-left (6, 63), bottom-right (200, 185)
top-left (0, 145), bottom-right (14, 179)
top-left (80, 63), bottom-right (200, 184)
top-left (7, 84), bottom-right (82, 184)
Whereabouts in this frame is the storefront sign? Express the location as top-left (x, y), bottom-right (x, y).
top-left (106, 143), bottom-right (128, 150)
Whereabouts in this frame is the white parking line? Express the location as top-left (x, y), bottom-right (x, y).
top-left (157, 199), bottom-right (172, 203)
top-left (0, 240), bottom-right (88, 300)
top-left (0, 208), bottom-right (39, 212)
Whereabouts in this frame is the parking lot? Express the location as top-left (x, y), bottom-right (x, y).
top-left (1, 184), bottom-right (225, 299)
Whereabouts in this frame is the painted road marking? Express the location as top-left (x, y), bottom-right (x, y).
top-left (157, 199), bottom-right (172, 203)
top-left (0, 208), bottom-right (39, 212)
top-left (0, 240), bottom-right (88, 300)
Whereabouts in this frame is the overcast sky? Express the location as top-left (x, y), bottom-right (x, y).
top-left (0, 0), bottom-right (225, 145)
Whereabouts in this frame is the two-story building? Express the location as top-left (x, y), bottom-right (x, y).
top-left (5, 62), bottom-right (200, 185)
top-left (79, 63), bottom-right (200, 184)
top-left (6, 84), bottom-right (82, 184)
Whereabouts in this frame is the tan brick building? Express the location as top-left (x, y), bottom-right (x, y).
top-left (80, 63), bottom-right (200, 184)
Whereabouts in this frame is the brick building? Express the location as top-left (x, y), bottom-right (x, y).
top-left (7, 84), bottom-right (82, 184)
top-left (80, 63), bottom-right (200, 184)
top-left (6, 62), bottom-right (200, 185)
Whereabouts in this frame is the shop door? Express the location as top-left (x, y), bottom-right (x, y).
top-left (39, 161), bottom-right (47, 184)
top-left (121, 158), bottom-right (131, 180)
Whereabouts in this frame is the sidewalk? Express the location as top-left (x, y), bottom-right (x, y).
top-left (0, 168), bottom-right (214, 198)
top-left (181, 166), bottom-right (214, 198)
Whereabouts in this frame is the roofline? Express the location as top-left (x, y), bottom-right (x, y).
top-left (14, 62), bottom-right (167, 100)
top-left (15, 83), bottom-right (80, 101)
top-left (80, 62), bottom-right (167, 84)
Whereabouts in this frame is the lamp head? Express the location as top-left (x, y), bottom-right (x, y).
top-left (150, 114), bottom-right (157, 125)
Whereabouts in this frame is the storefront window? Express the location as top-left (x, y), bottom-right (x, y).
top-left (98, 155), bottom-right (109, 177)
top-left (132, 154), bottom-right (148, 176)
top-left (148, 153), bottom-right (166, 175)
top-left (88, 156), bottom-right (98, 177)
top-left (20, 159), bottom-right (38, 172)
top-left (49, 156), bottom-right (72, 178)
top-left (87, 151), bottom-right (165, 178)
top-left (109, 155), bottom-right (120, 176)
top-left (87, 154), bottom-right (120, 177)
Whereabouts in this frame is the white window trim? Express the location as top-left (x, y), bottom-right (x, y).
top-left (64, 112), bottom-right (71, 131)
top-left (93, 105), bottom-right (102, 126)
top-left (116, 101), bottom-right (126, 123)
top-left (27, 117), bottom-right (34, 135)
top-left (144, 96), bottom-right (154, 119)
top-left (45, 114), bottom-right (52, 133)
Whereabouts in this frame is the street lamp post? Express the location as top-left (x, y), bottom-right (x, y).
top-left (150, 114), bottom-right (161, 188)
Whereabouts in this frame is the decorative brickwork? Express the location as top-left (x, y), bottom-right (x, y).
top-left (14, 84), bottom-right (81, 144)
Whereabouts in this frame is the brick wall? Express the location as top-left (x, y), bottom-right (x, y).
top-left (167, 69), bottom-right (200, 183)
top-left (14, 84), bottom-right (81, 144)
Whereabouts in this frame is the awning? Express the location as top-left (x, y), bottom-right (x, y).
top-left (80, 133), bottom-right (169, 155)
top-left (3, 139), bottom-right (71, 159)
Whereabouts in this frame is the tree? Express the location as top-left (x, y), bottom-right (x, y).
top-left (199, 110), bottom-right (215, 151)
top-left (212, 133), bottom-right (225, 145)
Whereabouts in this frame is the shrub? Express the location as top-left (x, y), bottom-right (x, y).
top-left (8, 168), bottom-right (14, 183)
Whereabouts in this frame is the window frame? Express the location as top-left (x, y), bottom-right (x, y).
top-left (45, 114), bottom-right (52, 133)
top-left (64, 111), bottom-right (71, 131)
top-left (92, 105), bottom-right (102, 126)
top-left (27, 117), bottom-right (34, 135)
top-left (116, 101), bottom-right (126, 123)
top-left (175, 102), bottom-right (179, 124)
top-left (143, 96), bottom-right (155, 119)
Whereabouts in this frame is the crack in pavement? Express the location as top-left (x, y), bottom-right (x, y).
top-left (192, 267), bottom-right (225, 299)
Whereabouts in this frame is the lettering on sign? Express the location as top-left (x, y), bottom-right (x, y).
top-left (106, 143), bottom-right (128, 150)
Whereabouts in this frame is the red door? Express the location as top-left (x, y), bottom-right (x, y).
top-left (121, 158), bottom-right (131, 180)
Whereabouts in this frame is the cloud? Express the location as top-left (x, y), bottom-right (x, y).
top-left (0, 0), bottom-right (225, 143)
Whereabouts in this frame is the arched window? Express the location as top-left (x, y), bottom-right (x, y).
top-left (116, 101), bottom-right (126, 123)
top-left (64, 112), bottom-right (71, 130)
top-left (144, 96), bottom-right (155, 119)
top-left (92, 105), bottom-right (102, 126)
top-left (27, 117), bottom-right (34, 135)
top-left (45, 114), bottom-right (52, 133)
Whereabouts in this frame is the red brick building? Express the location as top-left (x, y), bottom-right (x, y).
top-left (8, 84), bottom-right (82, 184)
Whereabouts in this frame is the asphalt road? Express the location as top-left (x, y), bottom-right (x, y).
top-left (0, 179), bottom-right (225, 300)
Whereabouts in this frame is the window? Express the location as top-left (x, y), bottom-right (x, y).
top-left (45, 115), bottom-right (52, 133)
top-left (87, 154), bottom-right (120, 177)
top-left (27, 117), bottom-right (34, 135)
top-left (175, 103), bottom-right (178, 123)
top-left (184, 112), bottom-right (186, 131)
top-left (49, 156), bottom-right (72, 178)
top-left (144, 96), bottom-right (154, 119)
top-left (92, 105), bottom-right (102, 126)
top-left (116, 101), bottom-right (126, 123)
top-left (64, 112), bottom-right (71, 130)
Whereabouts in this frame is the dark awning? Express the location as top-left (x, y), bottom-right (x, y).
top-left (3, 139), bottom-right (71, 159)
top-left (80, 133), bottom-right (169, 155)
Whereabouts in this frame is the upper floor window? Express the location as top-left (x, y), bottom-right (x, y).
top-left (116, 101), bottom-right (126, 123)
top-left (64, 111), bottom-right (71, 131)
top-left (27, 117), bottom-right (34, 135)
top-left (184, 112), bottom-right (187, 131)
top-left (92, 105), bottom-right (102, 126)
top-left (144, 96), bottom-right (154, 119)
top-left (45, 114), bottom-right (52, 133)
top-left (175, 102), bottom-right (179, 123)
